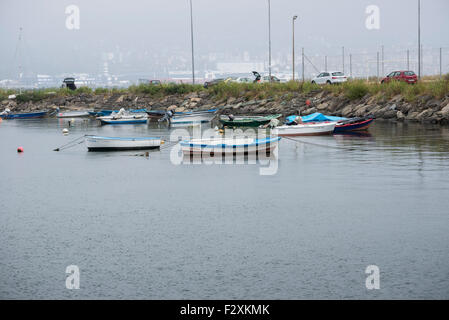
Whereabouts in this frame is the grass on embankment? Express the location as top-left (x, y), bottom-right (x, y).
top-left (1, 76), bottom-right (448, 104)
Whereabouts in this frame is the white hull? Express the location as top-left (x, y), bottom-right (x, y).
top-left (57, 111), bottom-right (91, 118)
top-left (275, 122), bottom-right (336, 136)
top-left (85, 136), bottom-right (161, 151)
top-left (170, 113), bottom-right (216, 124)
top-left (180, 137), bottom-right (280, 155)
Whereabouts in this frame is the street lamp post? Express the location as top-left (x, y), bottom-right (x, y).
top-left (267, 0), bottom-right (272, 82)
top-left (418, 0), bottom-right (421, 79)
top-left (189, 0), bottom-right (195, 84)
top-left (292, 15), bottom-right (298, 81)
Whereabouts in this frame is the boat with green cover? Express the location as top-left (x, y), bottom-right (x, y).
top-left (219, 114), bottom-right (282, 127)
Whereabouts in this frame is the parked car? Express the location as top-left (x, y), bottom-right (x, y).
top-left (149, 80), bottom-right (161, 85)
top-left (260, 75), bottom-right (281, 83)
top-left (204, 78), bottom-right (225, 88)
top-left (311, 71), bottom-right (347, 85)
top-left (235, 77), bottom-right (253, 83)
top-left (61, 77), bottom-right (77, 90)
top-left (381, 71), bottom-right (417, 84)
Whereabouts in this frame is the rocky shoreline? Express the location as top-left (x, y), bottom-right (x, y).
top-left (2, 89), bottom-right (449, 124)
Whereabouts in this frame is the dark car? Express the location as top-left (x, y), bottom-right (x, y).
top-left (204, 78), bottom-right (224, 88)
top-left (61, 77), bottom-right (76, 90)
top-left (381, 71), bottom-right (417, 84)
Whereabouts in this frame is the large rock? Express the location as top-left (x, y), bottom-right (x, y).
top-left (416, 109), bottom-right (433, 121)
top-left (341, 105), bottom-right (354, 117)
top-left (396, 111), bottom-right (405, 121)
top-left (316, 102), bottom-right (329, 111)
top-left (167, 105), bottom-right (177, 111)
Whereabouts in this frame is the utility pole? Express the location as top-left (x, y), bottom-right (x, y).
top-left (292, 15), bottom-right (298, 81)
top-left (349, 54), bottom-right (352, 78)
top-left (381, 45), bottom-right (384, 76)
top-left (407, 49), bottom-right (410, 70)
top-left (342, 46), bottom-right (345, 74)
top-left (376, 51), bottom-right (379, 80)
top-left (302, 47), bottom-right (305, 82)
top-left (325, 56), bottom-right (327, 72)
top-left (189, 0), bottom-right (195, 84)
top-left (268, 0), bottom-right (272, 82)
top-left (418, 0), bottom-right (421, 79)
top-left (440, 47), bottom-right (442, 79)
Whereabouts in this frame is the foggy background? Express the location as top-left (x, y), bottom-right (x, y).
top-left (0, 0), bottom-right (448, 84)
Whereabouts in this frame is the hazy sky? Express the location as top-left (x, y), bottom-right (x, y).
top-left (0, 0), bottom-right (448, 77)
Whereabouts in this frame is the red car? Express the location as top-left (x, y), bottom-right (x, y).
top-left (381, 70), bottom-right (418, 84)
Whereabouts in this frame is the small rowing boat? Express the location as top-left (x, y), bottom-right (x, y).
top-left (89, 108), bottom-right (147, 117)
top-left (85, 135), bottom-right (162, 151)
top-left (97, 109), bottom-right (148, 125)
top-left (0, 109), bottom-right (48, 120)
top-left (219, 114), bottom-right (282, 127)
top-left (275, 122), bottom-right (337, 136)
top-left (333, 117), bottom-right (374, 132)
top-left (57, 110), bottom-right (91, 118)
top-left (180, 136), bottom-right (280, 155)
top-left (168, 109), bottom-right (217, 125)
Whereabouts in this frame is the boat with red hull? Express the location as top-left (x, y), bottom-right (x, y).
top-left (334, 117), bottom-right (374, 133)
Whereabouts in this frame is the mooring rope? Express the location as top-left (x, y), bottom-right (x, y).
top-left (53, 135), bottom-right (86, 151)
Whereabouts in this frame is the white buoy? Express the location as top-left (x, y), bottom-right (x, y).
top-left (62, 128), bottom-right (69, 135)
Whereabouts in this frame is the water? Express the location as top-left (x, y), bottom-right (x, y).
top-left (1, 118), bottom-right (449, 299)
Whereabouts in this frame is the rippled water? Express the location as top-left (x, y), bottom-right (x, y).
top-left (1, 118), bottom-right (449, 299)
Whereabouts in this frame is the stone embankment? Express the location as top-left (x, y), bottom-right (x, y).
top-left (2, 90), bottom-right (449, 124)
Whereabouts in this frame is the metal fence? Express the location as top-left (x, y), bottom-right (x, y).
top-left (298, 46), bottom-right (449, 80)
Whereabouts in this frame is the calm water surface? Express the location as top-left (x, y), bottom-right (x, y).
top-left (1, 118), bottom-right (449, 299)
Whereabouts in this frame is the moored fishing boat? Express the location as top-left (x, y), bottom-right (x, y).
top-left (180, 136), bottom-right (280, 155)
top-left (285, 112), bottom-right (374, 133)
top-left (57, 110), bottom-right (91, 118)
top-left (146, 110), bottom-right (166, 120)
top-left (275, 122), bottom-right (337, 136)
top-left (333, 117), bottom-right (374, 132)
top-left (166, 109), bottom-right (217, 125)
top-left (97, 108), bottom-right (148, 125)
top-left (0, 109), bottom-right (48, 120)
top-left (85, 135), bottom-right (162, 151)
top-left (89, 108), bottom-right (147, 117)
top-left (219, 114), bottom-right (282, 127)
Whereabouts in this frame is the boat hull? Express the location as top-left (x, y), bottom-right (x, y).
top-left (275, 122), bottom-right (336, 136)
top-left (219, 114), bottom-right (281, 127)
top-left (85, 136), bottom-right (161, 151)
top-left (0, 111), bottom-right (48, 119)
top-left (170, 113), bottom-right (216, 125)
top-left (334, 118), bottom-right (374, 132)
top-left (57, 111), bottom-right (91, 118)
top-left (97, 114), bottom-right (149, 125)
top-left (180, 137), bottom-right (280, 155)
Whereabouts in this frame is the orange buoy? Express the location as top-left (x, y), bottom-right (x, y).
top-left (306, 99), bottom-right (311, 106)
top-left (17, 147), bottom-right (24, 153)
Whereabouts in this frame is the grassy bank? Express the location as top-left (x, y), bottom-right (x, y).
top-left (1, 77), bottom-right (448, 104)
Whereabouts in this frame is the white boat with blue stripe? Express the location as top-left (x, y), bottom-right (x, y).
top-left (180, 136), bottom-right (281, 155)
top-left (167, 109), bottom-right (217, 126)
top-left (85, 135), bottom-right (162, 151)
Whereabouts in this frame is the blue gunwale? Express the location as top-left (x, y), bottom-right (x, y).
top-left (86, 136), bottom-right (160, 141)
top-left (180, 136), bottom-right (281, 148)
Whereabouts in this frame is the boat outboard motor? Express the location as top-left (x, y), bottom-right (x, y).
top-left (1, 108), bottom-right (11, 115)
top-left (228, 114), bottom-right (234, 121)
top-left (159, 110), bottom-right (174, 123)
